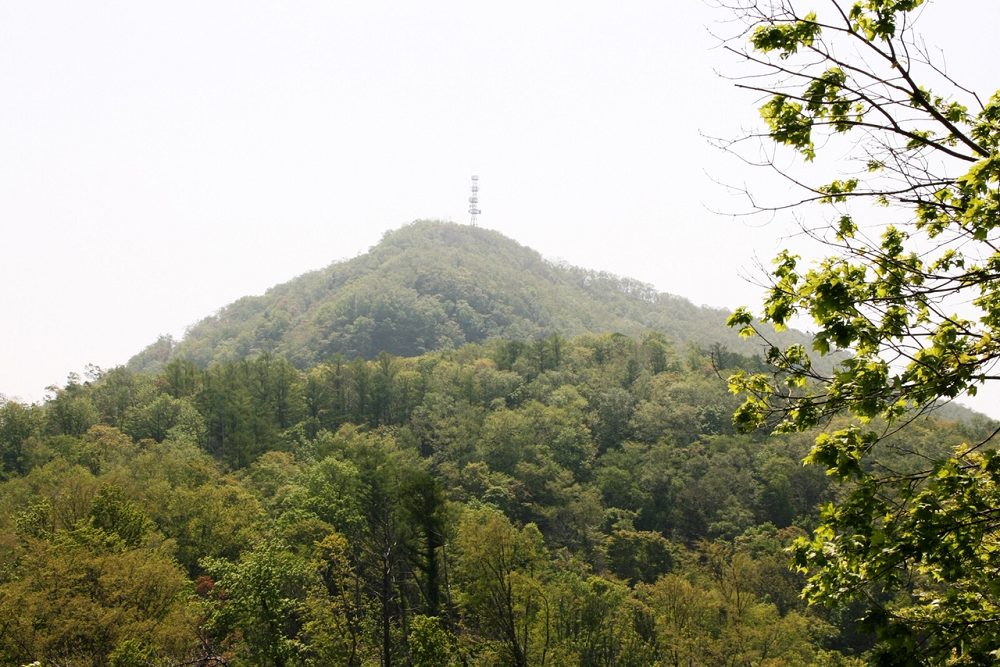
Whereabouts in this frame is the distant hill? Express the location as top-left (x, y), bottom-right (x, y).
top-left (129, 220), bottom-right (809, 372)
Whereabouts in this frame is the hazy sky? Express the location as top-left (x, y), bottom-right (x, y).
top-left (2, 1), bottom-right (996, 409)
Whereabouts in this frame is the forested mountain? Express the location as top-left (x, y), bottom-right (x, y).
top-left (2, 220), bottom-right (993, 666)
top-left (0, 335), bottom-right (916, 665)
top-left (4, 331), bottom-right (991, 665)
top-left (128, 220), bottom-right (810, 373)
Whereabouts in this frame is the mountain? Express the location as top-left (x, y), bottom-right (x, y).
top-left (129, 220), bottom-right (800, 372)
top-left (8, 221), bottom-right (990, 665)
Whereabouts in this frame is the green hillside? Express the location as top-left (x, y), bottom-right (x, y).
top-left (5, 331), bottom-right (988, 664)
top-left (2, 220), bottom-right (991, 664)
top-left (129, 220), bottom-right (804, 372)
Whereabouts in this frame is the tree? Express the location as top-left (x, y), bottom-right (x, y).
top-left (0, 398), bottom-right (42, 476)
top-left (45, 374), bottom-right (99, 437)
top-left (303, 533), bottom-right (364, 666)
top-left (399, 471), bottom-right (449, 616)
top-left (454, 507), bottom-right (550, 667)
top-left (160, 357), bottom-right (203, 399)
top-left (546, 568), bottom-right (655, 666)
top-left (0, 525), bottom-right (196, 666)
top-left (202, 540), bottom-right (310, 667)
top-left (605, 529), bottom-right (676, 585)
top-left (721, 0), bottom-right (1000, 661)
top-left (87, 483), bottom-right (155, 549)
top-left (408, 615), bottom-right (454, 667)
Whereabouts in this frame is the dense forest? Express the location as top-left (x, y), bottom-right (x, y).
top-left (0, 329), bottom-right (989, 666)
top-left (126, 221), bottom-right (818, 374)
top-left (6, 0), bottom-right (996, 660)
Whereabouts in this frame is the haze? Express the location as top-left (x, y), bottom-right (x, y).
top-left (1, 1), bottom-right (995, 409)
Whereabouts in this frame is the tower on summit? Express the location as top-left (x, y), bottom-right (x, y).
top-left (468, 175), bottom-right (481, 226)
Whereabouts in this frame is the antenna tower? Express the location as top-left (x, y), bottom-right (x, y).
top-left (468, 175), bottom-right (481, 226)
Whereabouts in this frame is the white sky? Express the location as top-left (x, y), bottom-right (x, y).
top-left (1, 1), bottom-right (996, 412)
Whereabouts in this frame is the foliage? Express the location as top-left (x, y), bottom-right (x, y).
top-left (409, 615), bottom-right (455, 667)
top-left (87, 482), bottom-right (155, 548)
top-left (202, 539), bottom-right (310, 667)
top-left (128, 220), bottom-right (812, 372)
top-left (0, 527), bottom-right (196, 666)
top-left (721, 0), bottom-right (1000, 661)
top-left (302, 532), bottom-right (364, 665)
top-left (3, 331), bottom-right (971, 661)
top-left (455, 507), bottom-right (550, 667)
top-left (0, 397), bottom-right (43, 477)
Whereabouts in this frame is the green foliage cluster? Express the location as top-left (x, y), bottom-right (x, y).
top-left (1, 330), bottom-right (976, 665)
top-left (721, 0), bottom-right (1000, 661)
top-left (127, 221), bottom-right (813, 374)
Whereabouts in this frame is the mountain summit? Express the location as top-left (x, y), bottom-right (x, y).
top-left (130, 220), bottom-right (777, 371)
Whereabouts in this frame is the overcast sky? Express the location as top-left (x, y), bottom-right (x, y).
top-left (2, 1), bottom-right (996, 411)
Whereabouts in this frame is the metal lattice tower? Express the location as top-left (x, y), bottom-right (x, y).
top-left (468, 175), bottom-right (481, 226)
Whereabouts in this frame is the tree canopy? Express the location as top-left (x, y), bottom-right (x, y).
top-left (126, 220), bottom-right (813, 374)
top-left (0, 332), bottom-right (913, 665)
top-left (722, 0), bottom-right (1000, 662)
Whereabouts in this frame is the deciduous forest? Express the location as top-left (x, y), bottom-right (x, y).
top-left (0, 328), bottom-right (987, 665)
top-left (4, 0), bottom-right (999, 663)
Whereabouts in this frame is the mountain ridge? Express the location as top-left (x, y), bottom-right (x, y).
top-left (128, 220), bottom-right (803, 372)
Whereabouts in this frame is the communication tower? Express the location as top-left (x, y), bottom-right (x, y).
top-left (468, 175), bottom-right (481, 226)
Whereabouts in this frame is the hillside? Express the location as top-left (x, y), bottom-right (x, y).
top-left (129, 220), bottom-right (804, 372)
top-left (4, 221), bottom-right (992, 665)
top-left (7, 327), bottom-right (989, 663)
